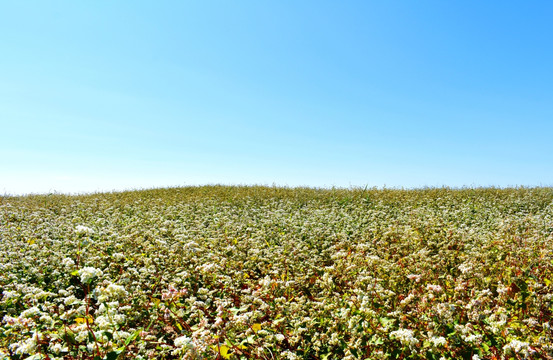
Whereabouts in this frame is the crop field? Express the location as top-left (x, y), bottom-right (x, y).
top-left (1, 186), bottom-right (553, 360)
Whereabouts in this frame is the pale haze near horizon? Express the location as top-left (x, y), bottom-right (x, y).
top-left (1, 1), bottom-right (552, 195)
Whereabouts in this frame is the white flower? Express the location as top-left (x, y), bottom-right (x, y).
top-left (390, 328), bottom-right (419, 347)
top-left (400, 293), bottom-right (415, 306)
top-left (78, 267), bottom-right (103, 283)
top-left (280, 350), bottom-right (298, 360)
top-left (430, 336), bottom-right (447, 346)
top-left (458, 263), bottom-right (472, 274)
top-left (113, 314), bottom-right (125, 324)
top-left (95, 282), bottom-right (128, 302)
top-left (75, 225), bottom-right (94, 235)
top-left (2, 291), bottom-right (18, 300)
top-left (503, 339), bottom-right (530, 355)
top-left (407, 274), bottom-right (421, 282)
top-left (174, 335), bottom-right (194, 349)
top-left (75, 330), bottom-right (88, 342)
top-left (61, 258), bottom-right (75, 267)
top-left (9, 332), bottom-right (42, 355)
top-left (463, 334), bottom-right (482, 344)
top-left (427, 284), bottom-right (443, 293)
top-left (49, 342), bottom-right (67, 354)
top-left (21, 307), bottom-right (41, 318)
top-left (95, 315), bottom-right (111, 330)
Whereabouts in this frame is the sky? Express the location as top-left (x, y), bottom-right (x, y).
top-left (1, 1), bottom-right (552, 195)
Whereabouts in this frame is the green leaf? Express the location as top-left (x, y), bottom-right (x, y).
top-left (379, 317), bottom-right (394, 328)
top-left (63, 329), bottom-right (76, 345)
top-left (370, 335), bottom-right (384, 345)
top-left (104, 350), bottom-right (123, 360)
top-left (230, 305), bottom-right (249, 314)
top-left (125, 328), bottom-right (142, 346)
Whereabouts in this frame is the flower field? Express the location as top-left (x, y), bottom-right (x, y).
top-left (1, 186), bottom-right (552, 359)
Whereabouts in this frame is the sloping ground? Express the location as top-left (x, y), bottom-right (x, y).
top-left (1, 186), bottom-right (552, 359)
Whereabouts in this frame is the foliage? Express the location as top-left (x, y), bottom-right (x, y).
top-left (1, 186), bottom-right (552, 359)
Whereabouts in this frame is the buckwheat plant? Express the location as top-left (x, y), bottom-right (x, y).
top-left (1, 186), bottom-right (552, 359)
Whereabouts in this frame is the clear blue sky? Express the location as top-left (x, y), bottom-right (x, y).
top-left (1, 1), bottom-right (552, 194)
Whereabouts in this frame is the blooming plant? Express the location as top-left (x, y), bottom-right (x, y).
top-left (1, 186), bottom-right (552, 359)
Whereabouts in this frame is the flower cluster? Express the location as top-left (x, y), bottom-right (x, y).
top-left (78, 266), bottom-right (103, 284)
